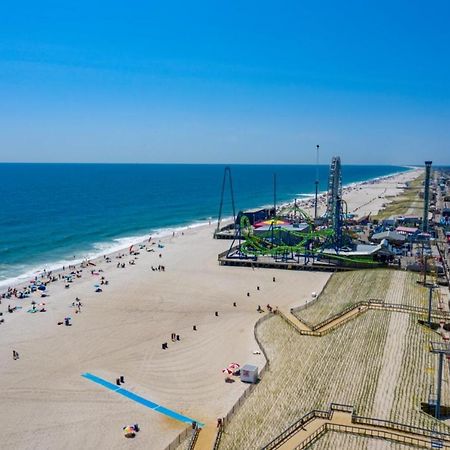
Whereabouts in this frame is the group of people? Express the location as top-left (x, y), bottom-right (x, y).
top-left (257, 303), bottom-right (274, 313)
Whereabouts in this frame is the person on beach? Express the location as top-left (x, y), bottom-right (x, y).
top-left (12, 350), bottom-right (19, 360)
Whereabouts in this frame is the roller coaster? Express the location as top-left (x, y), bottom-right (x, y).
top-left (221, 156), bottom-right (390, 267)
top-left (217, 158), bottom-right (390, 268)
top-left (230, 215), bottom-right (381, 267)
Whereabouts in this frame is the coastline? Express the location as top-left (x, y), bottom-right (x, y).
top-left (0, 167), bottom-right (422, 450)
top-left (0, 166), bottom-right (414, 291)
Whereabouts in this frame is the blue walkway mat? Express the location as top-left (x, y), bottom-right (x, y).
top-left (82, 372), bottom-right (204, 426)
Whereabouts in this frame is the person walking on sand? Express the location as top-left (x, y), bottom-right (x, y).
top-left (12, 350), bottom-right (19, 360)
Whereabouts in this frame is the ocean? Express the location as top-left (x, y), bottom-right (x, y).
top-left (0, 163), bottom-right (409, 287)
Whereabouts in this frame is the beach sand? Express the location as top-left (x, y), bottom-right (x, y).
top-left (0, 168), bottom-right (421, 450)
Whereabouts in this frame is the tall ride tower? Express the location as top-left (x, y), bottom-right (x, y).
top-left (327, 156), bottom-right (343, 248)
top-left (422, 161), bottom-right (432, 233)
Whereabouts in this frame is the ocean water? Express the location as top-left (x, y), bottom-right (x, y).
top-left (0, 163), bottom-right (409, 286)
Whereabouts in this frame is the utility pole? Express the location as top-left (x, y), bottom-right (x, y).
top-left (427, 284), bottom-right (436, 328)
top-left (422, 241), bottom-right (428, 286)
top-left (430, 342), bottom-right (450, 419)
top-left (314, 145), bottom-right (320, 222)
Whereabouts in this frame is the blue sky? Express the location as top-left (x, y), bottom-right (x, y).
top-left (0, 1), bottom-right (449, 164)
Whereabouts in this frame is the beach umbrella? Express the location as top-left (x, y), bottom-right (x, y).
top-left (222, 368), bottom-right (232, 374)
top-left (38, 285), bottom-right (46, 291)
top-left (228, 363), bottom-right (240, 370)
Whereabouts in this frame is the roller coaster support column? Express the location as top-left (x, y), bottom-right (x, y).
top-left (334, 197), bottom-right (343, 249)
top-left (216, 166), bottom-right (236, 236)
top-left (430, 342), bottom-right (450, 420)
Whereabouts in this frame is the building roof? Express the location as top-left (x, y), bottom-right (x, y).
top-left (322, 242), bottom-right (394, 257)
top-left (396, 226), bottom-right (419, 234)
top-left (371, 230), bottom-right (406, 243)
top-left (254, 223), bottom-right (309, 232)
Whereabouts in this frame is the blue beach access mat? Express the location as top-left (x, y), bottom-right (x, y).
top-left (82, 372), bottom-right (204, 426)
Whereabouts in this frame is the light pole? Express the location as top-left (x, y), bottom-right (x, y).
top-left (314, 145), bottom-right (320, 222)
top-left (427, 284), bottom-right (437, 328)
top-left (430, 342), bottom-right (450, 419)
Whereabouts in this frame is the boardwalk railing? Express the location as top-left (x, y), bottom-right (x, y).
top-left (380, 302), bottom-right (450, 318)
top-left (261, 404), bottom-right (450, 450)
top-left (324, 423), bottom-right (433, 449)
top-left (187, 426), bottom-right (201, 450)
top-left (293, 424), bottom-right (327, 450)
top-left (281, 298), bottom-right (450, 338)
top-left (262, 410), bottom-right (330, 450)
top-left (352, 415), bottom-right (450, 441)
top-left (163, 426), bottom-right (193, 450)
top-left (212, 426), bottom-right (223, 450)
top-left (330, 403), bottom-right (354, 415)
top-left (310, 299), bottom-right (383, 331)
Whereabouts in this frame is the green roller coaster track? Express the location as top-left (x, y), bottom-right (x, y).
top-left (237, 215), bottom-right (380, 266)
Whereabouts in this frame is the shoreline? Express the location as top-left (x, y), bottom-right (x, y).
top-left (0, 166), bottom-right (415, 291)
top-left (0, 167), bottom-right (423, 450)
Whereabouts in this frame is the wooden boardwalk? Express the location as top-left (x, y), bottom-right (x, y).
top-left (279, 300), bottom-right (450, 337)
top-left (263, 404), bottom-right (450, 449)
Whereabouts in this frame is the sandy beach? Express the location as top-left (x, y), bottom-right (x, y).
top-left (0, 168), bottom-right (421, 450)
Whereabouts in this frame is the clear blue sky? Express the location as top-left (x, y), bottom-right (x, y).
top-left (0, 1), bottom-right (449, 165)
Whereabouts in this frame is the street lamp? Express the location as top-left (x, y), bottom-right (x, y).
top-left (427, 283), bottom-right (438, 328)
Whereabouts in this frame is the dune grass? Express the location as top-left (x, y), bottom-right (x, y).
top-left (218, 269), bottom-right (449, 449)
